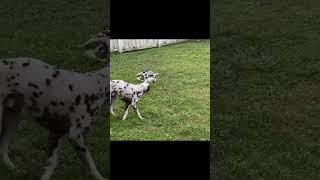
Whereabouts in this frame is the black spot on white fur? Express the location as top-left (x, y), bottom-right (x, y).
top-left (22, 62), bottom-right (30, 67)
top-left (2, 59), bottom-right (9, 65)
top-left (68, 84), bottom-right (73, 91)
top-left (52, 70), bottom-right (60, 78)
top-left (45, 78), bottom-right (51, 86)
top-left (75, 95), bottom-right (81, 105)
top-left (50, 101), bottom-right (58, 106)
top-left (28, 82), bottom-right (39, 89)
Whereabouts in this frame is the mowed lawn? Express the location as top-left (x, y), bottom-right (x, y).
top-left (0, 0), bottom-right (109, 179)
top-left (110, 40), bottom-right (210, 141)
top-left (212, 0), bottom-right (320, 179)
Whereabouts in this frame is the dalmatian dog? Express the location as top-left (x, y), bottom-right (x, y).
top-left (110, 71), bottom-right (159, 120)
top-left (0, 58), bottom-right (109, 180)
top-left (79, 27), bottom-right (109, 62)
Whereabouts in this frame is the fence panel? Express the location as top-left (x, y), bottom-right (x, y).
top-left (110, 39), bottom-right (187, 53)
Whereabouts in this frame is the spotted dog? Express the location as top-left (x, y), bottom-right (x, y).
top-left (0, 58), bottom-right (108, 180)
top-left (79, 28), bottom-right (109, 62)
top-left (110, 71), bottom-right (159, 120)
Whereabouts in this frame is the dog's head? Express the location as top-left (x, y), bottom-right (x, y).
top-left (140, 83), bottom-right (150, 93)
top-left (136, 70), bottom-right (159, 84)
top-left (80, 28), bottom-right (109, 62)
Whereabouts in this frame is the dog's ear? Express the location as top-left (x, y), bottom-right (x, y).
top-left (136, 72), bottom-right (144, 80)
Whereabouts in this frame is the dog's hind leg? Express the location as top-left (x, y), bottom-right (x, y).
top-left (0, 107), bottom-right (21, 170)
top-left (40, 132), bottom-right (63, 180)
top-left (68, 131), bottom-right (107, 180)
top-left (110, 94), bottom-right (117, 116)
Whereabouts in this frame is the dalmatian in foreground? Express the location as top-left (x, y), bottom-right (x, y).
top-left (110, 71), bottom-right (159, 120)
top-left (0, 58), bottom-right (108, 180)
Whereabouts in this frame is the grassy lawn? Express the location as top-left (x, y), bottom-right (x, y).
top-left (212, 0), bottom-right (320, 179)
top-left (110, 40), bottom-right (210, 141)
top-left (0, 0), bottom-right (109, 179)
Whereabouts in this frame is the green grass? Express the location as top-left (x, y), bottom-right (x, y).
top-left (212, 0), bottom-right (320, 179)
top-left (110, 40), bottom-right (210, 141)
top-left (0, 0), bottom-right (109, 179)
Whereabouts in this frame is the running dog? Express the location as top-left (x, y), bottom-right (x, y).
top-left (110, 71), bottom-right (158, 120)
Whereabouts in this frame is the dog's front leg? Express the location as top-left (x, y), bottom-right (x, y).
top-left (0, 108), bottom-right (21, 170)
top-left (40, 132), bottom-right (63, 180)
top-left (122, 103), bottom-right (130, 121)
top-left (110, 94), bottom-right (117, 116)
top-left (69, 132), bottom-right (107, 180)
top-left (132, 100), bottom-right (144, 120)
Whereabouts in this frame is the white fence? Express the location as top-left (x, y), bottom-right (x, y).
top-left (110, 39), bottom-right (188, 53)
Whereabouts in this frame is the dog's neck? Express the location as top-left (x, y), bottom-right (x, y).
top-left (93, 67), bottom-right (109, 103)
top-left (142, 79), bottom-right (154, 84)
top-left (93, 66), bottom-right (109, 78)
